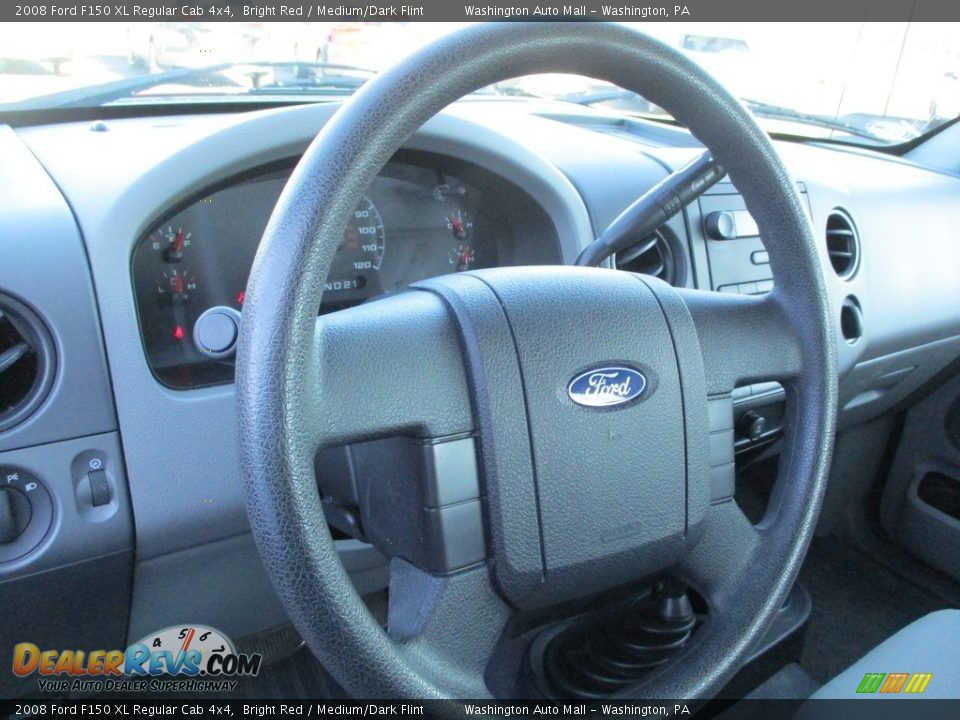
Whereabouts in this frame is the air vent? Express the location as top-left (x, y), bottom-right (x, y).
top-left (825, 209), bottom-right (860, 279)
top-left (0, 295), bottom-right (54, 433)
top-left (615, 229), bottom-right (682, 286)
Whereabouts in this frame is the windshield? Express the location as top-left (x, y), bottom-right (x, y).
top-left (1, 21), bottom-right (958, 147)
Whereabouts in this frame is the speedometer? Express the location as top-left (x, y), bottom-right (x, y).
top-left (324, 195), bottom-right (386, 296)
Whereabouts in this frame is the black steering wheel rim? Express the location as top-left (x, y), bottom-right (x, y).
top-left (236, 22), bottom-right (837, 700)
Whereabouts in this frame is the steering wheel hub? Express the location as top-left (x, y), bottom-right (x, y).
top-left (417, 267), bottom-right (710, 610)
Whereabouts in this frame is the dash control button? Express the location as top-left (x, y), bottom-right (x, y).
top-left (705, 211), bottom-right (736, 240)
top-left (193, 306), bottom-right (242, 359)
top-left (88, 469), bottom-right (111, 507)
top-left (0, 467), bottom-right (54, 563)
top-left (0, 487), bottom-right (31, 544)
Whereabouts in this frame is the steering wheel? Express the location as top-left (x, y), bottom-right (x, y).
top-left (236, 23), bottom-right (837, 699)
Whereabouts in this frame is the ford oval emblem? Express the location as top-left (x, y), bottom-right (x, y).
top-left (567, 366), bottom-right (646, 408)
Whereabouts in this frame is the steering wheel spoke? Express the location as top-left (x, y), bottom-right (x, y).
top-left (389, 559), bottom-right (512, 697)
top-left (306, 290), bottom-right (474, 450)
top-left (677, 288), bottom-right (805, 396)
top-left (679, 501), bottom-right (762, 602)
top-left (303, 290), bottom-right (491, 573)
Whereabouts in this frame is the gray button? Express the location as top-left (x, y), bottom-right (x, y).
top-left (426, 500), bottom-right (486, 570)
top-left (710, 463), bottom-right (736, 501)
top-left (422, 437), bottom-right (480, 508)
top-left (709, 429), bottom-right (735, 466)
top-left (751, 250), bottom-right (770, 265)
top-left (707, 397), bottom-right (734, 431)
top-left (193, 306), bottom-right (242, 359)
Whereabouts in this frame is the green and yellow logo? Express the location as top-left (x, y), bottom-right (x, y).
top-left (857, 672), bottom-right (933, 694)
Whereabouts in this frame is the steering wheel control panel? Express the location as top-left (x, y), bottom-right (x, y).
top-left (132, 151), bottom-right (560, 389)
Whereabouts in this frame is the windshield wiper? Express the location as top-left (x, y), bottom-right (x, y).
top-left (553, 88), bottom-right (889, 143)
top-left (739, 98), bottom-right (885, 143)
top-left (244, 63), bottom-right (370, 96)
top-left (557, 87), bottom-right (643, 106)
top-left (0, 64), bottom-right (236, 111)
top-left (0, 62), bottom-right (374, 112)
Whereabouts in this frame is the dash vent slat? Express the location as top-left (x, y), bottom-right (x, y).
top-left (0, 295), bottom-right (54, 433)
top-left (615, 230), bottom-right (679, 286)
top-left (825, 210), bottom-right (860, 279)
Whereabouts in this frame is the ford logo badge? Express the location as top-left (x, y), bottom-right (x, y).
top-left (567, 366), bottom-right (646, 408)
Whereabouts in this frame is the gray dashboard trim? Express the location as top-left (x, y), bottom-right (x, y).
top-left (0, 125), bottom-right (116, 454)
top-left (127, 532), bottom-right (387, 644)
top-left (0, 431), bottom-right (133, 580)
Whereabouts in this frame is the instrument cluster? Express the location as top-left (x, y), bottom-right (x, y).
top-left (132, 151), bottom-right (560, 388)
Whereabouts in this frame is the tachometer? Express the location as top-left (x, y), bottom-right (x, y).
top-left (324, 195), bottom-right (386, 295)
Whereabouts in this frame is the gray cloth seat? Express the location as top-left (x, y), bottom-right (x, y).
top-left (811, 609), bottom-right (960, 699)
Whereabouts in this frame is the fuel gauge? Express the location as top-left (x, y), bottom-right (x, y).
top-left (150, 225), bottom-right (192, 262)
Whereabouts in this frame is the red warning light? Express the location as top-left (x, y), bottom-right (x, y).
top-left (173, 325), bottom-right (186, 341)
top-left (236, 290), bottom-right (246, 306)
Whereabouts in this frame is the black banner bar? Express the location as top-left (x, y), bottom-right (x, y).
top-left (4, 0), bottom-right (960, 22)
top-left (4, 699), bottom-right (960, 719)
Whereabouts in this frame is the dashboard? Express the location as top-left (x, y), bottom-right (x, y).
top-left (1, 97), bottom-right (960, 690)
top-left (131, 152), bottom-right (558, 388)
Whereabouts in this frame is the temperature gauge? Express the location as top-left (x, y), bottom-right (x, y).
top-left (156, 269), bottom-right (198, 303)
top-left (447, 211), bottom-right (473, 241)
top-left (150, 225), bottom-right (192, 262)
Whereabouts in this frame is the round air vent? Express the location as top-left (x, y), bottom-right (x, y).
top-left (615, 229), bottom-right (684, 286)
top-left (825, 209), bottom-right (860, 279)
top-left (840, 295), bottom-right (864, 345)
top-left (0, 295), bottom-right (55, 433)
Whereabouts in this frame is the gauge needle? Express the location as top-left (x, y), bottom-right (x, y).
top-left (173, 272), bottom-right (184, 295)
top-left (181, 627), bottom-right (196, 653)
top-left (173, 228), bottom-right (185, 254)
top-left (449, 214), bottom-right (465, 238)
